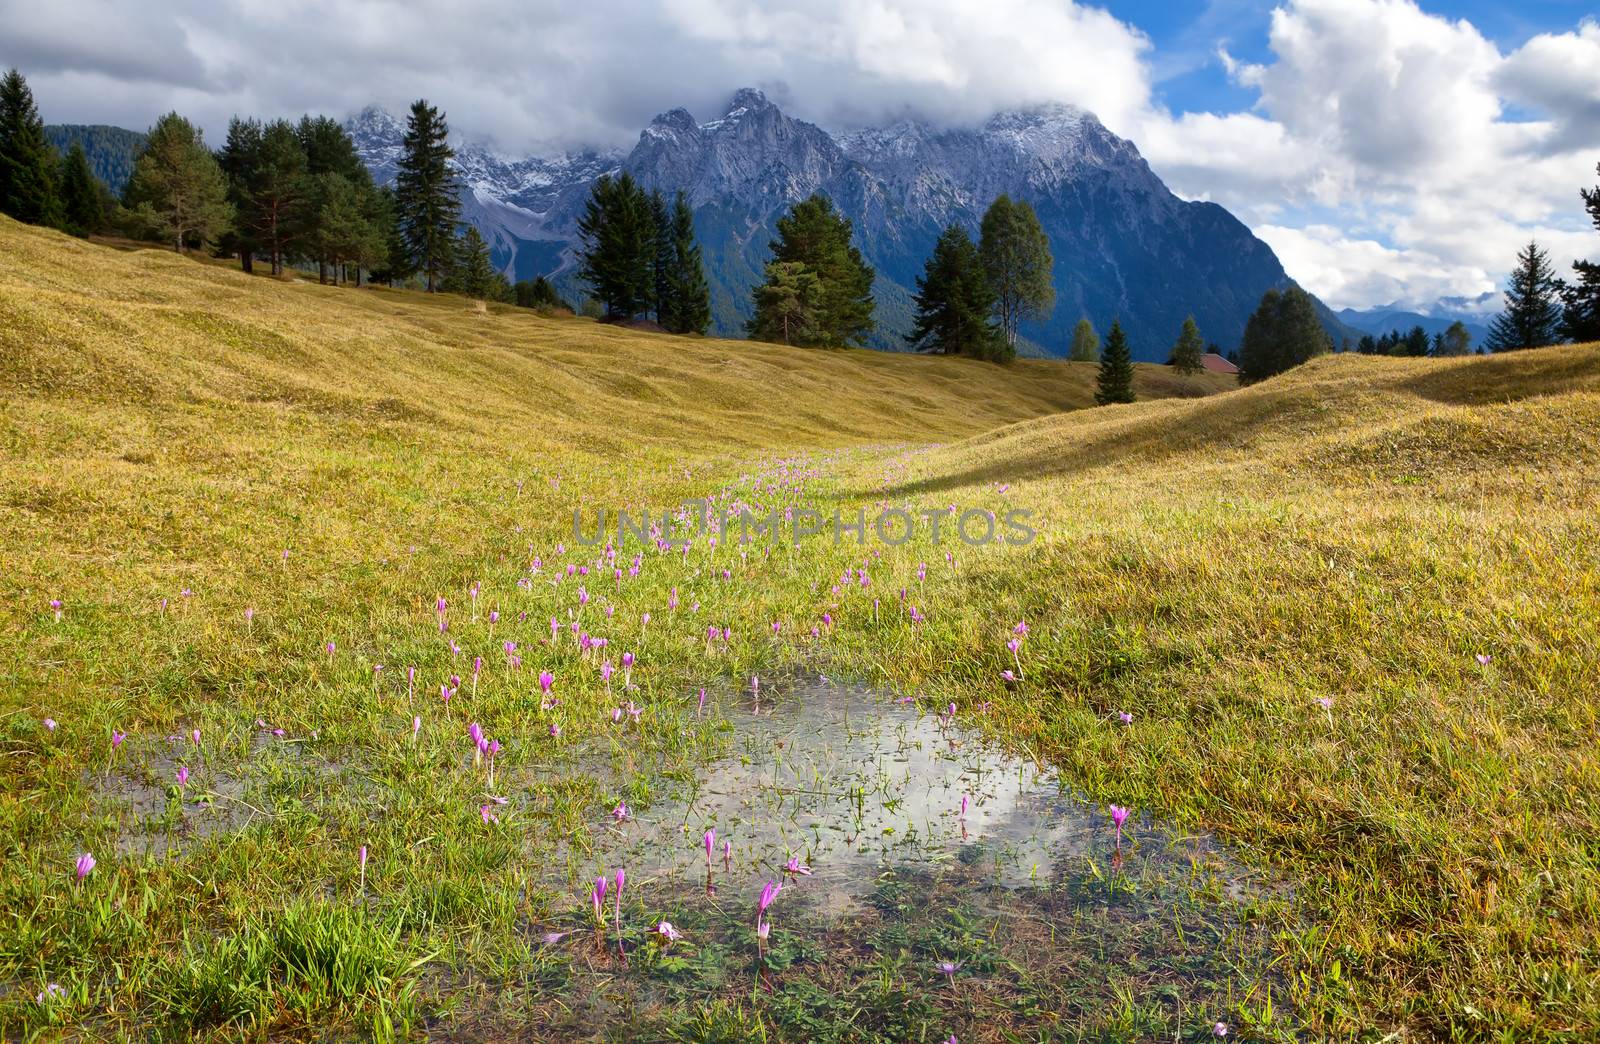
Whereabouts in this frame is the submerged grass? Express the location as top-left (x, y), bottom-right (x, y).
top-left (3, 216), bottom-right (1599, 1039)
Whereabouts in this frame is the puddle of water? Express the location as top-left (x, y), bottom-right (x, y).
top-left (554, 676), bottom-right (1264, 915)
top-left (89, 730), bottom-right (344, 858)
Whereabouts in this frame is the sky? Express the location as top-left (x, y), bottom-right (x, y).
top-left (2, 0), bottom-right (1598, 315)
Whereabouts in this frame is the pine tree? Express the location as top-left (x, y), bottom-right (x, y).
top-left (662, 192), bottom-right (711, 334)
top-left (576, 172), bottom-right (655, 318)
top-left (0, 68), bottom-right (60, 227)
top-left (369, 184), bottom-right (412, 286)
top-left (1400, 325), bottom-right (1431, 356)
top-left (218, 117), bottom-right (264, 270)
top-left (748, 261), bottom-right (823, 345)
top-left (1069, 318), bottom-right (1099, 361)
top-left (1170, 315), bottom-right (1204, 375)
top-left (906, 224), bottom-right (1001, 359)
top-left (760, 194), bottom-right (874, 346)
top-left (1095, 320), bottom-right (1135, 405)
top-left (1238, 286), bottom-right (1329, 383)
top-left (649, 190), bottom-right (672, 323)
top-left (978, 194), bottom-right (1054, 349)
top-left (446, 225), bottom-right (499, 299)
top-left (1485, 241), bottom-right (1563, 351)
top-left (515, 275), bottom-right (568, 311)
top-left (123, 112), bottom-right (232, 252)
top-left (1561, 163), bottom-right (1600, 344)
top-left (395, 100), bottom-right (460, 292)
top-left (57, 142), bottom-right (102, 237)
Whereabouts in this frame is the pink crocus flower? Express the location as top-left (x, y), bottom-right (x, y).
top-left (653, 921), bottom-right (683, 943)
top-left (539, 671), bottom-right (554, 695)
top-left (358, 845), bottom-right (369, 892)
top-left (74, 852), bottom-right (95, 882)
top-left (480, 804), bottom-right (498, 825)
top-left (190, 729), bottom-right (201, 747)
top-left (959, 794), bottom-right (968, 820)
top-left (245, 607), bottom-right (255, 628)
top-left (111, 729), bottom-right (126, 749)
top-left (176, 766), bottom-right (190, 787)
top-left (704, 829), bottom-right (715, 870)
top-left (591, 875), bottom-right (607, 923)
top-left (549, 722), bottom-right (561, 737)
top-left (1002, 669), bottom-right (1017, 683)
top-left (43, 718), bottom-right (57, 732)
top-left (936, 960), bottom-right (960, 985)
top-left (612, 802), bottom-right (629, 822)
top-left (1214, 1023), bottom-right (1229, 1038)
top-left (756, 878), bottom-right (782, 941)
top-left (783, 856), bottom-right (812, 877)
top-left (1118, 712), bottom-right (1133, 725)
top-left (1110, 805), bottom-right (1130, 846)
top-left (1475, 654), bottom-right (1492, 666)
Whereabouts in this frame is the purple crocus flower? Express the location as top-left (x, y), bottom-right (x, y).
top-left (704, 828), bottom-right (715, 870)
top-left (43, 718), bottom-right (57, 732)
top-left (591, 875), bottom-right (607, 923)
top-left (74, 852), bottom-right (95, 882)
top-left (111, 729), bottom-right (126, 749)
top-left (1110, 805), bottom-right (1130, 846)
top-left (539, 671), bottom-right (554, 695)
top-left (1213, 1023), bottom-right (1229, 1038)
top-left (176, 766), bottom-right (189, 787)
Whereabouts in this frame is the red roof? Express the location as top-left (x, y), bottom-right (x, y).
top-left (1199, 352), bottom-right (1240, 374)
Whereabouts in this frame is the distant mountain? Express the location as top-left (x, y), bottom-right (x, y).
top-left (349, 91), bottom-right (1357, 361)
top-left (1337, 306), bottom-right (1490, 349)
top-left (44, 125), bottom-right (147, 193)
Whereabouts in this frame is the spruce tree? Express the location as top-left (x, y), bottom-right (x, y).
top-left (218, 117), bottom-right (264, 270)
top-left (749, 261), bottom-right (823, 345)
top-left (1485, 241), bottom-right (1563, 351)
top-left (1095, 319), bottom-right (1135, 405)
top-left (446, 225), bottom-right (498, 299)
top-left (649, 190), bottom-right (672, 323)
top-left (979, 194), bottom-right (1054, 349)
top-left (760, 194), bottom-right (874, 346)
top-left (123, 112), bottom-right (232, 252)
top-left (576, 172), bottom-right (655, 318)
top-left (395, 99), bottom-right (460, 292)
top-left (1170, 315), bottom-right (1204, 375)
top-left (1238, 286), bottom-right (1329, 383)
top-left (515, 275), bottom-right (568, 311)
top-left (1561, 163), bottom-right (1600, 344)
top-left (0, 68), bottom-right (60, 227)
top-left (57, 142), bottom-right (102, 237)
top-left (906, 224), bottom-right (1001, 359)
top-left (662, 192), bottom-right (711, 334)
top-left (1069, 318), bottom-right (1099, 361)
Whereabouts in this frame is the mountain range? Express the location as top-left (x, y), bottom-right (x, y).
top-left (344, 90), bottom-right (1362, 360)
top-left (1336, 304), bottom-right (1492, 348)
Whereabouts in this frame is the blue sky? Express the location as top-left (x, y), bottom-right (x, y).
top-left (2, 0), bottom-right (1597, 313)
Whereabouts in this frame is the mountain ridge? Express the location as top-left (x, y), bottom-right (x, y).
top-left (345, 89), bottom-right (1363, 359)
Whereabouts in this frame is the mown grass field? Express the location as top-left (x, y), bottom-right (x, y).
top-left (2, 215), bottom-right (1598, 1040)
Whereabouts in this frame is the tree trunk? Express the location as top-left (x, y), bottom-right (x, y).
top-left (241, 252), bottom-right (253, 274)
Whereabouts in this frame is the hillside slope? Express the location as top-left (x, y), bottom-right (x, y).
top-left (3, 213), bottom-right (1599, 1038)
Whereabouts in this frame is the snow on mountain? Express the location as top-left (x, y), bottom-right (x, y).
top-left (347, 90), bottom-right (1339, 359)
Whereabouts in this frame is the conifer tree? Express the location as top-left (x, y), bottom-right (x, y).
top-left (1069, 318), bottom-right (1100, 361)
top-left (1485, 241), bottom-right (1563, 351)
top-left (1238, 286), bottom-right (1329, 383)
top-left (749, 261), bottom-right (823, 345)
top-left (123, 112), bottom-right (232, 252)
top-left (57, 142), bottom-right (102, 237)
top-left (576, 172), bottom-right (655, 318)
top-left (1170, 315), bottom-right (1204, 375)
top-left (1438, 321), bottom-right (1472, 356)
top-left (649, 189), bottom-right (672, 323)
top-left (515, 275), bottom-right (568, 311)
top-left (1561, 164), bottom-right (1600, 344)
top-left (757, 193), bottom-right (874, 346)
top-left (218, 117), bottom-right (264, 270)
top-left (907, 224), bottom-right (1001, 359)
top-left (0, 68), bottom-right (60, 227)
top-left (395, 99), bottom-right (460, 291)
top-left (446, 225), bottom-right (499, 299)
top-left (979, 194), bottom-right (1054, 349)
top-left (1095, 319), bottom-right (1135, 405)
top-left (662, 191), bottom-right (711, 334)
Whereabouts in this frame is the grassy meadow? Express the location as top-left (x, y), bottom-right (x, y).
top-left (2, 215), bottom-right (1598, 1040)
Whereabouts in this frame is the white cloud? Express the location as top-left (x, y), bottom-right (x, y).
top-left (1139, 0), bottom-right (1600, 311)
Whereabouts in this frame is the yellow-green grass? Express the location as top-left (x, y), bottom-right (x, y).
top-left (2, 213), bottom-right (1598, 1039)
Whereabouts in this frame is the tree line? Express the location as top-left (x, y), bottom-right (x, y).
top-left (1353, 322), bottom-right (1472, 358)
top-left (0, 68), bottom-right (575, 309)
